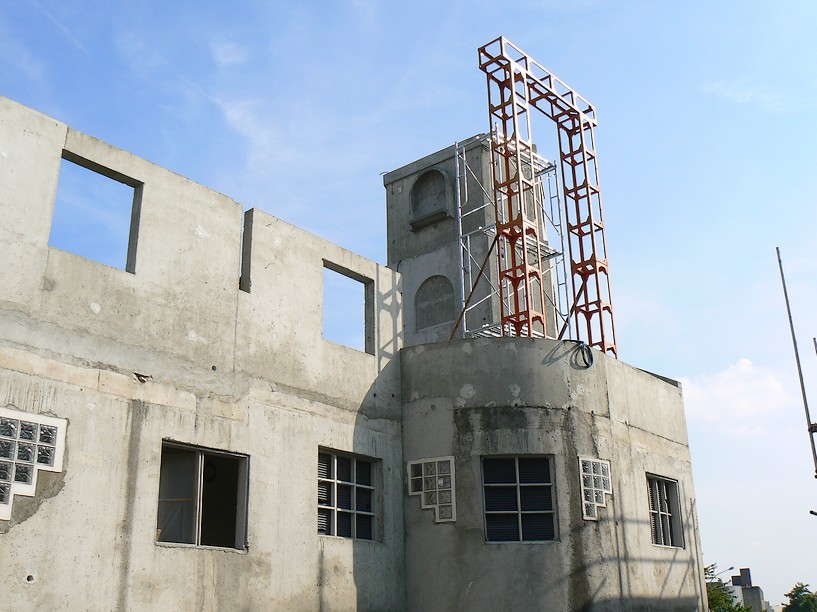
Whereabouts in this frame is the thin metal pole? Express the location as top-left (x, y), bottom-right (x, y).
top-left (450, 234), bottom-right (499, 341)
top-left (454, 141), bottom-right (467, 339)
top-left (776, 247), bottom-right (817, 477)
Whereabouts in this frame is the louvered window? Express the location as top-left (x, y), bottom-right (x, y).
top-left (318, 450), bottom-right (375, 540)
top-left (647, 475), bottom-right (683, 548)
top-left (482, 457), bottom-right (555, 542)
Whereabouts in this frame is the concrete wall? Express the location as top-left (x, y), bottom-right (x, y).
top-left (0, 98), bottom-right (404, 611)
top-left (400, 337), bottom-right (707, 612)
top-left (383, 135), bottom-right (498, 346)
top-left (1, 97), bottom-right (707, 612)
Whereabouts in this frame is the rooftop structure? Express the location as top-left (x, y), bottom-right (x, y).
top-left (0, 45), bottom-right (705, 609)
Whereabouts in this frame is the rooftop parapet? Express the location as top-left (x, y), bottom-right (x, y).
top-left (0, 97), bottom-right (402, 412)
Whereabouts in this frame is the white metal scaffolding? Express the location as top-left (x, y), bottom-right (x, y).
top-left (452, 136), bottom-right (571, 341)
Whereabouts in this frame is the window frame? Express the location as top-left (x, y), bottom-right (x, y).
top-left (156, 441), bottom-right (249, 551)
top-left (646, 474), bottom-right (684, 548)
top-left (321, 260), bottom-right (375, 355)
top-left (50, 150), bottom-right (143, 274)
top-left (481, 455), bottom-right (557, 543)
top-left (318, 449), bottom-right (377, 541)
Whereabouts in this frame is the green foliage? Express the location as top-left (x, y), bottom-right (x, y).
top-left (784, 583), bottom-right (817, 612)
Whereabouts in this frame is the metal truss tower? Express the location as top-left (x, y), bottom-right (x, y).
top-left (478, 36), bottom-right (617, 357)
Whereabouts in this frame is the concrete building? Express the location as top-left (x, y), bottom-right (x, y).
top-left (729, 568), bottom-right (774, 611)
top-left (0, 98), bottom-right (707, 610)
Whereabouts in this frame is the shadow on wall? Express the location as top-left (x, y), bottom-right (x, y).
top-left (313, 274), bottom-right (405, 610)
top-left (394, 339), bottom-right (704, 611)
top-left (578, 596), bottom-right (700, 612)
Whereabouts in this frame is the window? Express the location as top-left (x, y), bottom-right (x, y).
top-left (318, 450), bottom-right (375, 540)
top-left (0, 406), bottom-right (67, 521)
top-left (49, 151), bottom-right (143, 273)
top-left (647, 475), bottom-right (683, 548)
top-left (322, 261), bottom-right (375, 355)
top-left (407, 456), bottom-right (456, 522)
top-left (156, 442), bottom-right (249, 550)
top-left (482, 456), bottom-right (555, 542)
top-left (578, 457), bottom-right (612, 520)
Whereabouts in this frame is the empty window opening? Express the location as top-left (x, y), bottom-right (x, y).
top-left (156, 442), bottom-right (249, 550)
top-left (318, 450), bottom-right (376, 540)
top-left (482, 456), bottom-right (556, 542)
top-left (647, 475), bottom-right (683, 548)
top-left (322, 262), bottom-right (374, 354)
top-left (49, 151), bottom-right (142, 273)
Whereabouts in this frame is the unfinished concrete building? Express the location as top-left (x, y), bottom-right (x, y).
top-left (0, 41), bottom-right (707, 610)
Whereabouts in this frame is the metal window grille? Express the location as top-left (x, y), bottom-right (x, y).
top-left (647, 476), bottom-right (682, 547)
top-left (318, 451), bottom-right (375, 540)
top-left (482, 456), bottom-right (555, 542)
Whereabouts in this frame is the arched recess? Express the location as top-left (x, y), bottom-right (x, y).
top-left (415, 275), bottom-right (456, 331)
top-left (409, 169), bottom-right (451, 230)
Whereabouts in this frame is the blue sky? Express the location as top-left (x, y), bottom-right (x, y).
top-left (3, 0), bottom-right (817, 603)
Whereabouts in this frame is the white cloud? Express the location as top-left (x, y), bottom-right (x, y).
top-left (214, 96), bottom-right (293, 173)
top-left (702, 77), bottom-right (797, 113)
top-left (680, 358), bottom-right (793, 434)
top-left (0, 35), bottom-right (45, 84)
top-left (115, 31), bottom-right (167, 81)
top-left (30, 1), bottom-right (90, 56)
top-left (210, 42), bottom-right (247, 67)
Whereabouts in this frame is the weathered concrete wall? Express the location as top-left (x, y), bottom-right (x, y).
top-left (400, 337), bottom-right (707, 612)
top-left (384, 135), bottom-right (498, 346)
top-left (0, 98), bottom-right (404, 611)
top-left (1, 96), bottom-right (707, 612)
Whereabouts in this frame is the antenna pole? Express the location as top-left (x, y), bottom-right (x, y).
top-left (776, 247), bottom-right (817, 479)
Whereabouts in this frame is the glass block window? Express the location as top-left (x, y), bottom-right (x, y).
top-left (318, 450), bottom-right (376, 540)
top-left (0, 406), bottom-right (67, 521)
top-left (407, 456), bottom-right (456, 522)
top-left (482, 456), bottom-right (555, 542)
top-left (647, 475), bottom-right (683, 548)
top-left (579, 457), bottom-right (613, 520)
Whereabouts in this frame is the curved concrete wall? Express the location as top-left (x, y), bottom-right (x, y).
top-left (401, 337), bottom-right (706, 611)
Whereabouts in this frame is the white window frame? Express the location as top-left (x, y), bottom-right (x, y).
top-left (646, 474), bottom-right (684, 548)
top-left (407, 455), bottom-right (456, 522)
top-left (578, 456), bottom-right (613, 520)
top-left (481, 456), bottom-right (557, 542)
top-left (0, 406), bottom-right (67, 521)
top-left (156, 441), bottom-right (249, 550)
top-left (318, 449), bottom-right (376, 540)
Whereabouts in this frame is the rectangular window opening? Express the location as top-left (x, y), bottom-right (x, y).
top-left (318, 449), bottom-right (377, 541)
top-left (322, 261), bottom-right (374, 354)
top-left (49, 151), bottom-right (142, 273)
top-left (482, 456), bottom-right (556, 542)
top-left (157, 442), bottom-right (249, 550)
top-left (646, 475), bottom-right (683, 548)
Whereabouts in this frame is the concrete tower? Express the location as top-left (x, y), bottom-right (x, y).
top-left (386, 140), bottom-right (708, 610)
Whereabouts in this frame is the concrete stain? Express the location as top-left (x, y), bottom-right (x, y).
top-left (115, 399), bottom-right (146, 612)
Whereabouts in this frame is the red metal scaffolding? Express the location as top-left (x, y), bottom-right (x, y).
top-left (478, 36), bottom-right (617, 357)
